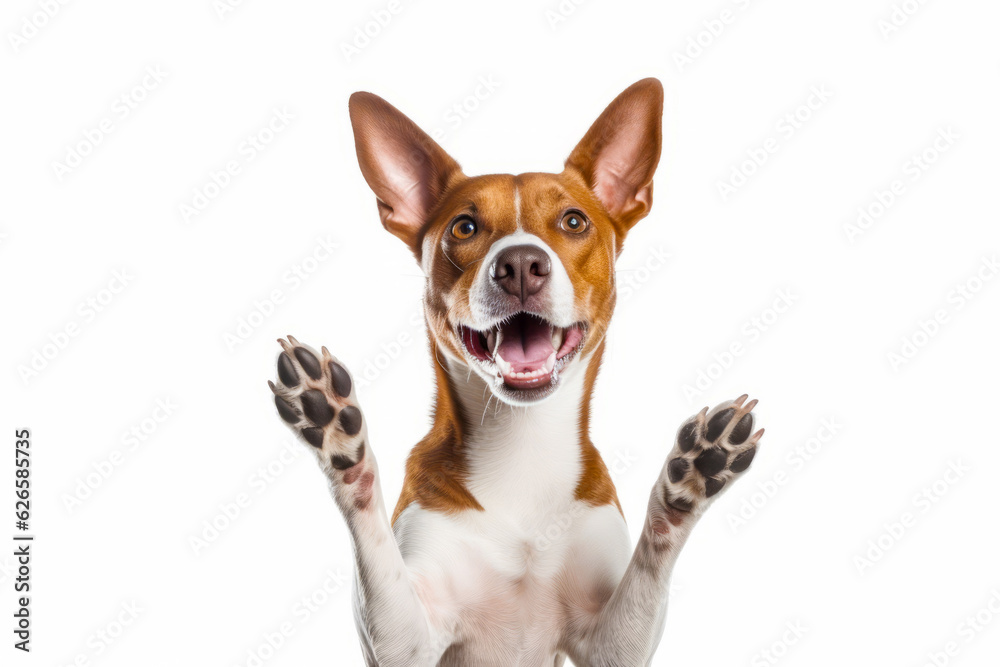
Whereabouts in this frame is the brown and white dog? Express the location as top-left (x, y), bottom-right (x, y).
top-left (269, 78), bottom-right (764, 666)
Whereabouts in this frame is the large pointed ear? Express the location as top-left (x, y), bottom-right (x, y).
top-left (349, 92), bottom-right (463, 253)
top-left (564, 78), bottom-right (663, 230)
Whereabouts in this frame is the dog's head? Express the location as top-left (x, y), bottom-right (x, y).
top-left (349, 79), bottom-right (663, 406)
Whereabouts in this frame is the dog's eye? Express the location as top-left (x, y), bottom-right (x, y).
top-left (560, 211), bottom-right (588, 234)
top-left (451, 217), bottom-right (478, 240)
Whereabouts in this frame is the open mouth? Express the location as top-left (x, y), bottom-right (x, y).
top-left (459, 313), bottom-right (586, 391)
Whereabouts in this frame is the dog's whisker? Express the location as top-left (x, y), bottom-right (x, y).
top-left (480, 394), bottom-right (492, 425)
top-left (442, 247), bottom-right (463, 272)
top-left (432, 342), bottom-right (451, 378)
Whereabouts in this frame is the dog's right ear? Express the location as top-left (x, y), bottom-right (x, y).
top-left (349, 92), bottom-right (463, 255)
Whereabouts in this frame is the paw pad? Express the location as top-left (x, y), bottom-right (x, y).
top-left (270, 337), bottom-right (366, 471)
top-left (273, 393), bottom-right (299, 424)
top-left (693, 447), bottom-right (727, 477)
top-left (331, 441), bottom-right (365, 471)
top-left (338, 405), bottom-right (363, 436)
top-left (705, 408), bottom-right (735, 442)
top-left (329, 361), bottom-right (352, 398)
top-left (277, 353), bottom-right (299, 387)
top-left (301, 389), bottom-right (335, 426)
top-left (730, 447), bottom-right (757, 473)
top-left (301, 427), bottom-right (324, 448)
top-left (293, 347), bottom-right (323, 380)
top-left (662, 394), bottom-right (763, 513)
top-left (667, 457), bottom-right (689, 483)
top-left (678, 422), bottom-right (698, 453)
top-left (704, 477), bottom-right (726, 498)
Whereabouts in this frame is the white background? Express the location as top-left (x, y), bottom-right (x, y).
top-left (2, 0), bottom-right (999, 665)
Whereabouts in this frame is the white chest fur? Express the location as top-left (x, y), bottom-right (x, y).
top-left (391, 362), bottom-right (632, 664)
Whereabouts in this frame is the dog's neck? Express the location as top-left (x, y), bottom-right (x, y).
top-left (430, 343), bottom-right (620, 517)
top-left (390, 339), bottom-right (620, 523)
top-left (445, 356), bottom-right (589, 446)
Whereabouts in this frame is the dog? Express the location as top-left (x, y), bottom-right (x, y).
top-left (269, 78), bottom-right (764, 666)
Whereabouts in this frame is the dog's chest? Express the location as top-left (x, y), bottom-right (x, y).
top-left (396, 499), bottom-right (629, 664)
top-left (391, 368), bottom-right (632, 661)
top-left (394, 418), bottom-right (631, 662)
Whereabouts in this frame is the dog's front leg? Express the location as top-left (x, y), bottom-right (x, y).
top-left (270, 337), bottom-right (443, 666)
top-left (572, 396), bottom-right (764, 667)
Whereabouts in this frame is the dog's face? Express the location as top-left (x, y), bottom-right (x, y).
top-left (350, 79), bottom-right (663, 405)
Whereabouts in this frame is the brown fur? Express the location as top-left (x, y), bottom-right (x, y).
top-left (392, 341), bottom-right (484, 523)
top-left (574, 341), bottom-right (622, 513)
top-left (349, 81), bottom-right (664, 525)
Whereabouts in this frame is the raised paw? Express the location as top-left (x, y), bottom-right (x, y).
top-left (269, 336), bottom-right (367, 473)
top-left (661, 394), bottom-right (763, 514)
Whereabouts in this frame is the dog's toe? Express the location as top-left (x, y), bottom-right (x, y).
top-left (271, 338), bottom-right (366, 472)
top-left (659, 395), bottom-right (764, 513)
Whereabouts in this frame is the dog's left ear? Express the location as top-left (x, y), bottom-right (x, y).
top-left (565, 78), bottom-right (663, 231)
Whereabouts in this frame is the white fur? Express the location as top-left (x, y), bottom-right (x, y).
top-left (390, 362), bottom-right (636, 666)
top-left (329, 353), bottom-right (707, 666)
top-left (285, 234), bottom-right (754, 665)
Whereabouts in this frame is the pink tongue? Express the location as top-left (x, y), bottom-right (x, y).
top-left (497, 316), bottom-right (554, 372)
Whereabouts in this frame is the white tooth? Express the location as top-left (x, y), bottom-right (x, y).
top-left (486, 330), bottom-right (496, 354)
top-left (544, 352), bottom-right (556, 373)
top-left (552, 328), bottom-right (564, 351)
top-left (495, 354), bottom-right (512, 376)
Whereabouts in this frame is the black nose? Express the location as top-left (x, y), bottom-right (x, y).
top-left (491, 244), bottom-right (551, 303)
